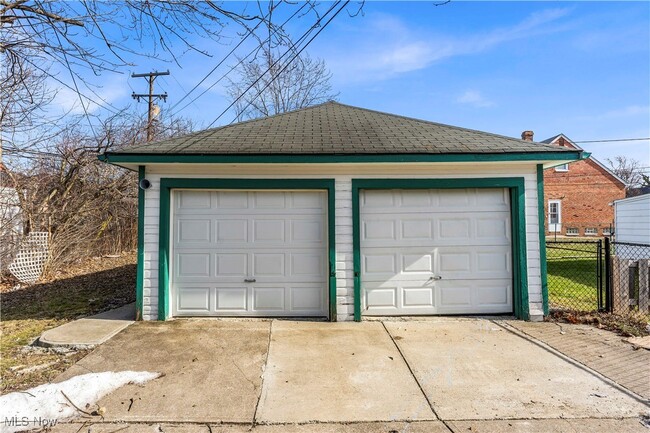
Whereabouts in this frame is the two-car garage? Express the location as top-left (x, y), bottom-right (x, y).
top-left (170, 186), bottom-right (514, 319)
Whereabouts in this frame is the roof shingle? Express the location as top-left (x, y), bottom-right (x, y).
top-left (114, 102), bottom-right (573, 155)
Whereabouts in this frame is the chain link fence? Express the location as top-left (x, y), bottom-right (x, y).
top-left (546, 240), bottom-right (603, 312)
top-left (609, 241), bottom-right (650, 320)
top-left (545, 238), bottom-right (650, 327)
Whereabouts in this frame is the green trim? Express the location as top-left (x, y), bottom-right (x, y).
top-left (351, 178), bottom-right (530, 321)
top-left (157, 178), bottom-right (337, 321)
top-left (101, 152), bottom-right (584, 165)
top-left (136, 166), bottom-right (145, 321)
top-left (537, 165), bottom-right (549, 315)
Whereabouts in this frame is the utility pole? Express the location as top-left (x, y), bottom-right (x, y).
top-left (131, 70), bottom-right (169, 142)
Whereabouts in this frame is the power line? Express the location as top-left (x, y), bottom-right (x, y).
top-left (169, 2), bottom-right (309, 119)
top-left (208, 1), bottom-right (346, 129)
top-left (573, 137), bottom-right (650, 144)
top-left (165, 1), bottom-right (344, 154)
top-left (226, 1), bottom-right (348, 126)
top-left (167, 1), bottom-right (284, 116)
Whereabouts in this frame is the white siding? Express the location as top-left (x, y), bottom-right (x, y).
top-left (615, 195), bottom-right (650, 244)
top-left (141, 163), bottom-right (543, 321)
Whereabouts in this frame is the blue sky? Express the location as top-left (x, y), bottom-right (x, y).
top-left (53, 1), bottom-right (650, 167)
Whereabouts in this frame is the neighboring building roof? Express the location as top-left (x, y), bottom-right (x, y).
top-left (614, 193), bottom-right (650, 205)
top-left (112, 102), bottom-right (575, 156)
top-left (542, 133), bottom-right (628, 187)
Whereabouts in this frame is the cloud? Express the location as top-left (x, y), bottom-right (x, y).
top-left (324, 8), bottom-right (572, 84)
top-left (456, 90), bottom-right (495, 108)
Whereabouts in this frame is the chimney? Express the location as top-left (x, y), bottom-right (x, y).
top-left (521, 130), bottom-right (534, 141)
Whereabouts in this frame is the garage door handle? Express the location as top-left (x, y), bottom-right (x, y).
top-left (244, 278), bottom-right (256, 283)
top-left (430, 275), bottom-right (442, 280)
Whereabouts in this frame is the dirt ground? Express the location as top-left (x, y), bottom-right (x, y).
top-left (0, 252), bottom-right (136, 393)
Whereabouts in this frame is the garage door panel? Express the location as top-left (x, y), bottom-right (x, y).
top-left (176, 286), bottom-right (211, 311)
top-left (216, 287), bottom-right (248, 311)
top-left (402, 287), bottom-right (434, 308)
top-left (365, 287), bottom-right (397, 309)
top-left (290, 253), bottom-right (325, 278)
top-left (252, 253), bottom-right (285, 276)
top-left (290, 286), bottom-right (324, 311)
top-left (177, 219), bottom-right (211, 243)
top-left (172, 190), bottom-right (328, 317)
top-left (216, 219), bottom-right (248, 242)
top-left (216, 253), bottom-right (248, 277)
top-left (253, 287), bottom-right (286, 311)
top-left (176, 253), bottom-right (211, 277)
top-left (360, 188), bottom-right (512, 316)
top-left (178, 190), bottom-right (212, 209)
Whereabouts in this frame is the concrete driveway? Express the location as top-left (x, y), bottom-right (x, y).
top-left (55, 318), bottom-right (649, 432)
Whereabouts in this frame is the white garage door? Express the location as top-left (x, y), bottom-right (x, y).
top-left (360, 188), bottom-right (512, 315)
top-left (171, 190), bottom-right (328, 317)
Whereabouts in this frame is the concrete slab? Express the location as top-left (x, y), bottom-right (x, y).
top-left (39, 303), bottom-right (135, 347)
top-left (51, 421), bottom-right (451, 433)
top-left (384, 319), bottom-right (649, 420)
top-left (56, 320), bottom-right (270, 423)
top-left (507, 320), bottom-right (650, 399)
top-left (447, 418), bottom-right (648, 433)
top-left (255, 321), bottom-right (435, 423)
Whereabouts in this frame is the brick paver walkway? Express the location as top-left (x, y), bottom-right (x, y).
top-left (507, 320), bottom-right (650, 399)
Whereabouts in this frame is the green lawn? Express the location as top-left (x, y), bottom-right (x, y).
top-left (546, 242), bottom-right (601, 312)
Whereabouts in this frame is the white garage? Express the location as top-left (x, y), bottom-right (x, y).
top-left (100, 101), bottom-right (583, 321)
top-left (360, 188), bottom-right (512, 315)
top-left (172, 190), bottom-right (329, 317)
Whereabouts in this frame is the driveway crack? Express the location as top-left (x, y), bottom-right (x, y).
top-left (252, 319), bottom-right (273, 426)
top-left (380, 321), bottom-right (443, 423)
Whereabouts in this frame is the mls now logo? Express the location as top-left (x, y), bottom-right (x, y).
top-left (4, 417), bottom-right (58, 428)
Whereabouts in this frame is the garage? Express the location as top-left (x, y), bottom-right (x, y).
top-left (359, 188), bottom-right (513, 316)
top-left (101, 101), bottom-right (583, 321)
top-left (171, 189), bottom-right (329, 317)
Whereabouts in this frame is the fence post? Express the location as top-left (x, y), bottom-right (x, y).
top-left (639, 259), bottom-right (649, 314)
top-left (604, 237), bottom-right (612, 313)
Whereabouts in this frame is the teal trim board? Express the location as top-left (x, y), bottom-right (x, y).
top-left (100, 151), bottom-right (584, 165)
top-left (157, 178), bottom-right (337, 321)
top-left (351, 178), bottom-right (530, 321)
top-left (537, 165), bottom-right (549, 315)
top-left (136, 166), bottom-right (145, 321)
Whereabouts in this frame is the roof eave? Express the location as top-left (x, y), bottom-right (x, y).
top-left (99, 151), bottom-right (583, 168)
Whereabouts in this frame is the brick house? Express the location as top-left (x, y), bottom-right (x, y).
top-left (525, 132), bottom-right (627, 237)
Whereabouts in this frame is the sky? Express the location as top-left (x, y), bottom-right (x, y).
top-left (51, 1), bottom-right (650, 168)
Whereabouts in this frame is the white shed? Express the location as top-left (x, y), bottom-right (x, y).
top-left (614, 194), bottom-right (650, 244)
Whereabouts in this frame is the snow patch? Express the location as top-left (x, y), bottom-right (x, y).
top-left (1, 371), bottom-right (160, 433)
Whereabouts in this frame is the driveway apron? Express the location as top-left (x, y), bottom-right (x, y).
top-left (383, 319), bottom-right (649, 420)
top-left (255, 321), bottom-right (435, 423)
top-left (56, 320), bottom-right (270, 423)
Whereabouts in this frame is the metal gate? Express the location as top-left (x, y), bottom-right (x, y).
top-left (546, 240), bottom-right (604, 312)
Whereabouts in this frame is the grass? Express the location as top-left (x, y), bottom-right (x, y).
top-left (546, 241), bottom-right (602, 312)
top-left (0, 252), bottom-right (136, 394)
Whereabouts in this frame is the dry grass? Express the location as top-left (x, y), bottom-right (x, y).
top-left (1, 252), bottom-right (136, 394)
top-left (547, 310), bottom-right (650, 338)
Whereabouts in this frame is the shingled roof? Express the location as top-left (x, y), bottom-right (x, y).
top-left (114, 101), bottom-right (573, 155)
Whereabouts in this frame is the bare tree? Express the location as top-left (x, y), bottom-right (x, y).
top-left (606, 155), bottom-right (648, 187)
top-left (226, 45), bottom-right (338, 120)
top-left (0, 1), bottom-right (323, 105)
top-left (3, 111), bottom-right (194, 278)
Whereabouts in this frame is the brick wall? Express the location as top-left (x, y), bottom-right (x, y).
top-left (544, 157), bottom-right (625, 236)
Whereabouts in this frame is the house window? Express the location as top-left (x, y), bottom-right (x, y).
top-left (566, 227), bottom-right (579, 236)
top-left (548, 200), bottom-right (562, 232)
top-left (585, 228), bottom-right (597, 236)
top-left (555, 164), bottom-right (569, 172)
top-left (602, 227), bottom-right (612, 236)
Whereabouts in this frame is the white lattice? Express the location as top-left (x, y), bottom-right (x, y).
top-left (8, 232), bottom-right (49, 283)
